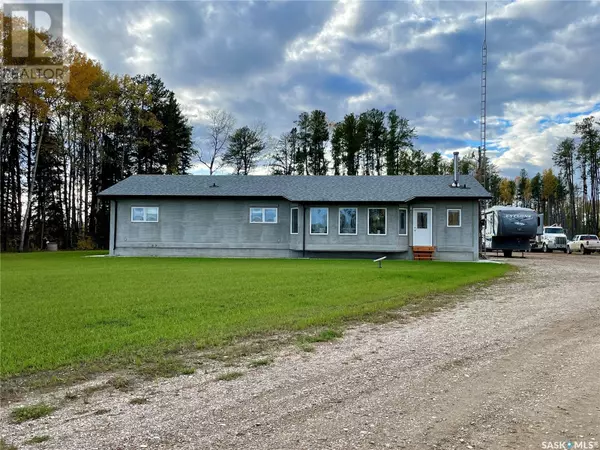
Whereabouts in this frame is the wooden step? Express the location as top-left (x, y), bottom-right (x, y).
top-left (412, 246), bottom-right (436, 261)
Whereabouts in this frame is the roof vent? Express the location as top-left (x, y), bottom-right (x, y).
top-left (209, 182), bottom-right (218, 188)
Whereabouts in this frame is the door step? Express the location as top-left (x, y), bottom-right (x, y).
top-left (412, 246), bottom-right (436, 261)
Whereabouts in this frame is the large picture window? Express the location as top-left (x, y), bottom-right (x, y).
top-left (131, 206), bottom-right (159, 222)
top-left (250, 207), bottom-right (278, 224)
top-left (310, 208), bottom-right (328, 235)
top-left (398, 208), bottom-right (407, 235)
top-left (339, 208), bottom-right (357, 235)
top-left (368, 208), bottom-right (387, 235)
top-left (290, 208), bottom-right (299, 234)
top-left (447, 209), bottom-right (461, 227)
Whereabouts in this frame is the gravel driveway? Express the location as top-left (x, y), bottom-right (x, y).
top-left (2, 253), bottom-right (599, 450)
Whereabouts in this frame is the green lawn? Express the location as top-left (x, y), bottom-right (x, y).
top-left (0, 252), bottom-right (510, 377)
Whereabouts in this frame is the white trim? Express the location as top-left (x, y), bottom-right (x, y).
top-left (249, 207), bottom-right (278, 224)
top-left (131, 206), bottom-right (159, 223)
top-left (309, 207), bottom-right (329, 235)
top-left (367, 207), bottom-right (387, 236)
top-left (398, 207), bottom-right (408, 236)
top-left (447, 208), bottom-right (462, 227)
top-left (290, 207), bottom-right (299, 234)
top-left (412, 207), bottom-right (433, 246)
top-left (338, 207), bottom-right (358, 235)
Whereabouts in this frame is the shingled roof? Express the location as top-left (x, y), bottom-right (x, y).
top-left (98, 174), bottom-right (491, 202)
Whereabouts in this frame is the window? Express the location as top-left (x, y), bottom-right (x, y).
top-left (368, 208), bottom-right (387, 235)
top-left (417, 212), bottom-right (428, 229)
top-left (131, 206), bottom-right (159, 222)
top-left (250, 207), bottom-right (278, 224)
top-left (447, 209), bottom-right (461, 227)
top-left (339, 208), bottom-right (357, 235)
top-left (290, 208), bottom-right (299, 234)
top-left (310, 208), bottom-right (328, 234)
top-left (398, 208), bottom-right (407, 235)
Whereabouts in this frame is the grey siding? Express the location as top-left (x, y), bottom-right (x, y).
top-left (409, 200), bottom-right (479, 261)
top-left (114, 198), bottom-right (291, 257)
top-left (110, 197), bottom-right (480, 261)
top-left (299, 205), bottom-right (409, 253)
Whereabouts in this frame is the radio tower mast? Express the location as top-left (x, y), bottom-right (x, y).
top-left (479, 3), bottom-right (489, 259)
top-left (480, 2), bottom-right (488, 190)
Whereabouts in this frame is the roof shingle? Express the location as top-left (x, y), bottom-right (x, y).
top-left (98, 174), bottom-right (491, 202)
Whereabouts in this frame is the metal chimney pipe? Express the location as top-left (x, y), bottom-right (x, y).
top-left (453, 151), bottom-right (459, 187)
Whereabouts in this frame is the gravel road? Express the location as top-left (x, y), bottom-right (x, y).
top-left (2, 253), bottom-right (599, 450)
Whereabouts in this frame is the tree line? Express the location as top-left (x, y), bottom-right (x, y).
top-left (1, 13), bottom-right (194, 251)
top-left (204, 108), bottom-right (474, 177)
top-left (492, 116), bottom-right (600, 236)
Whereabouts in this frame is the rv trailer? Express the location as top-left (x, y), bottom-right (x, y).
top-left (484, 206), bottom-right (538, 257)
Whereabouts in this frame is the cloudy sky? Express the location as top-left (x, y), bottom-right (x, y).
top-left (67, 0), bottom-right (600, 177)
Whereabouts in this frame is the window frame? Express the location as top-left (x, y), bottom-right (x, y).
top-left (338, 207), bottom-right (358, 236)
top-left (309, 207), bottom-right (329, 235)
top-left (367, 207), bottom-right (387, 236)
top-left (131, 206), bottom-right (159, 223)
top-left (290, 207), bottom-right (299, 234)
top-left (249, 207), bottom-right (278, 224)
top-left (447, 208), bottom-right (462, 228)
top-left (398, 207), bottom-right (408, 236)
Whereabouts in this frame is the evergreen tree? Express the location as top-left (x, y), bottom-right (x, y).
top-left (307, 110), bottom-right (329, 175)
top-left (224, 126), bottom-right (266, 175)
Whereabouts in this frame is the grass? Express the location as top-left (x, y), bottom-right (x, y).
top-left (215, 371), bottom-right (244, 381)
top-left (107, 376), bottom-right (133, 391)
top-left (248, 357), bottom-right (273, 368)
top-left (0, 439), bottom-right (18, 450)
top-left (24, 435), bottom-right (51, 444)
top-left (1, 251), bottom-right (511, 378)
top-left (10, 403), bottom-right (56, 423)
top-left (299, 329), bottom-right (343, 343)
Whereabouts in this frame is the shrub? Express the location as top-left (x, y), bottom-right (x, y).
top-left (76, 235), bottom-right (96, 250)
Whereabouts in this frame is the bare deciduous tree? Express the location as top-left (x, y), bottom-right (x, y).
top-left (199, 109), bottom-right (235, 175)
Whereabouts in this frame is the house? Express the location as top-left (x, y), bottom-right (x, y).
top-left (98, 163), bottom-right (491, 262)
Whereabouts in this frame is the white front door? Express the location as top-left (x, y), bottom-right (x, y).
top-left (413, 208), bottom-right (433, 246)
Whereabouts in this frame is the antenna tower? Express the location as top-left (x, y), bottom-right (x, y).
top-left (480, 2), bottom-right (488, 189)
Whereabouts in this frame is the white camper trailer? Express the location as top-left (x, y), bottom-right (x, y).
top-left (484, 206), bottom-right (538, 257)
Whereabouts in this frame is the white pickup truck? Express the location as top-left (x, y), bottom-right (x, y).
top-left (531, 225), bottom-right (568, 253)
top-left (567, 235), bottom-right (600, 255)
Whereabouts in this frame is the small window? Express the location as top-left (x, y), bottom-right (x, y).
top-left (290, 208), bottom-right (299, 234)
top-left (131, 206), bottom-right (159, 222)
top-left (447, 209), bottom-right (461, 227)
top-left (249, 207), bottom-right (278, 224)
top-left (398, 208), bottom-right (407, 235)
top-left (417, 212), bottom-right (428, 229)
top-left (339, 208), bottom-right (357, 235)
top-left (310, 208), bottom-right (328, 235)
top-left (368, 208), bottom-right (387, 235)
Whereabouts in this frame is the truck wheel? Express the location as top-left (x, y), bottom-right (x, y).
top-left (543, 243), bottom-right (549, 253)
top-left (581, 245), bottom-right (587, 255)
top-left (503, 250), bottom-right (513, 258)
top-left (566, 247), bottom-right (571, 254)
